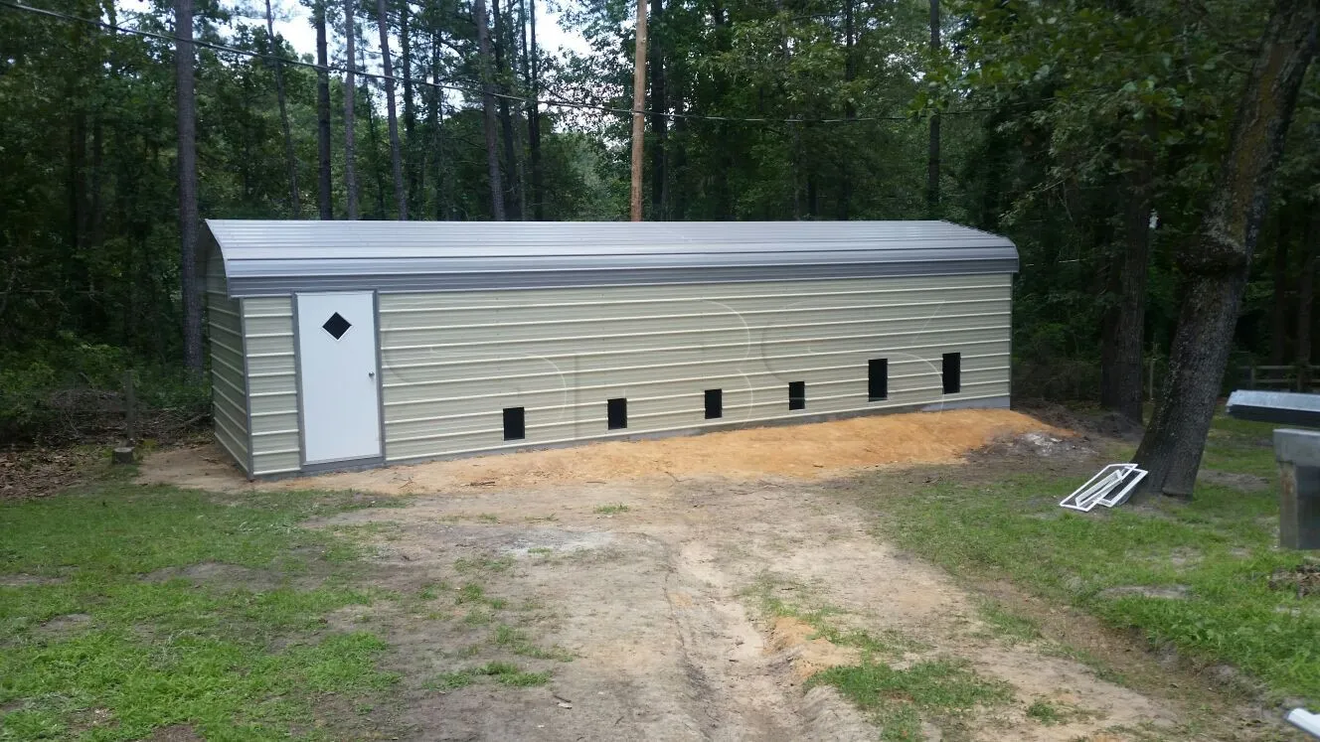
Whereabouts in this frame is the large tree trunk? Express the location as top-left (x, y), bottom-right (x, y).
top-left (1100, 126), bottom-right (1156, 424)
top-left (175, 0), bottom-right (202, 373)
top-left (926, 0), bottom-right (940, 218)
top-left (491, 0), bottom-right (524, 220)
top-left (1133, 0), bottom-right (1318, 499)
top-left (526, 0), bottom-right (543, 219)
top-left (376, 0), bottom-right (408, 219)
top-left (1299, 213), bottom-right (1318, 389)
top-left (474, 0), bottom-right (505, 220)
top-left (265, 0), bottom-right (301, 216)
top-left (315, 0), bottom-right (334, 219)
top-left (400, 1), bottom-right (419, 217)
top-left (648, 0), bottom-right (665, 219)
top-left (837, 0), bottom-right (854, 220)
top-left (343, 0), bottom-right (360, 219)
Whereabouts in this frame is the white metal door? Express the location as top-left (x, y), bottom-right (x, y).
top-left (296, 292), bottom-right (382, 464)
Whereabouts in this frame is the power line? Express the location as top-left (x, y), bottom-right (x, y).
top-left (0, 0), bottom-right (993, 125)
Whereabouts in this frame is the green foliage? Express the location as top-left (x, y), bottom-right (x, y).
top-left (862, 418), bottom-right (1320, 703)
top-left (428, 662), bottom-right (551, 690)
top-left (809, 658), bottom-right (1014, 740)
top-left (0, 339), bottom-right (209, 442)
top-left (3, 0), bottom-right (1316, 416)
top-left (0, 483), bottom-right (400, 739)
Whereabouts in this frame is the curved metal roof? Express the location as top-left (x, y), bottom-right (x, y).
top-left (204, 219), bottom-right (1018, 297)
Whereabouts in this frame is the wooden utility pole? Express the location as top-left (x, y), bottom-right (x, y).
top-left (629, 0), bottom-right (647, 221)
top-left (926, 0), bottom-right (940, 218)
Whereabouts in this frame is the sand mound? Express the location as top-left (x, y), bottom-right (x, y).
top-left (765, 616), bottom-right (861, 681)
top-left (140, 408), bottom-right (1063, 494)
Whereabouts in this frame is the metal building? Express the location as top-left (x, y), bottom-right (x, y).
top-left (202, 220), bottom-right (1018, 478)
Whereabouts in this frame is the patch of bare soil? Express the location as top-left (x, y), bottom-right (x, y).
top-left (139, 408), bottom-right (1063, 495)
top-left (36, 613), bottom-right (92, 638)
top-left (1, 446), bottom-right (109, 500)
top-left (141, 724), bottom-right (204, 741)
top-left (140, 562), bottom-right (288, 591)
top-left (0, 573), bottom-right (66, 587)
top-left (1098, 585), bottom-right (1192, 600)
top-left (293, 470), bottom-right (1269, 742)
top-left (765, 616), bottom-right (862, 682)
top-left (1199, 468), bottom-right (1272, 492)
top-left (1269, 564), bottom-right (1320, 598)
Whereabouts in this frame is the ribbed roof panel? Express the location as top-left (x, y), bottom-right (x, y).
top-left (204, 220), bottom-right (1018, 297)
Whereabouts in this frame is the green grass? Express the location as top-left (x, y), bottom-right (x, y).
top-left (593, 503), bottom-right (630, 515)
top-left (492, 624), bottom-right (574, 662)
top-left (454, 556), bottom-right (514, 574)
top-left (973, 599), bottom-right (1043, 645)
top-left (427, 662), bottom-right (550, 691)
top-left (0, 482), bottom-right (400, 740)
top-left (808, 658), bottom-right (1014, 741)
top-left (863, 412), bottom-right (1320, 703)
top-left (745, 577), bottom-right (1002, 738)
top-left (1025, 698), bottom-right (1061, 724)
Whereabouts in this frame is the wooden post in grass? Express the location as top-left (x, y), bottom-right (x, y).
top-left (114, 370), bottom-right (137, 465)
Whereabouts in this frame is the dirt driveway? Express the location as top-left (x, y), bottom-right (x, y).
top-left (137, 410), bottom-right (1254, 741)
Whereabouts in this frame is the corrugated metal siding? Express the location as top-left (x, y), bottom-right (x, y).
top-left (378, 274), bottom-right (1011, 462)
top-left (242, 297), bottom-right (302, 476)
top-left (205, 245), bottom-right (250, 475)
top-left (205, 220), bottom-right (1018, 296)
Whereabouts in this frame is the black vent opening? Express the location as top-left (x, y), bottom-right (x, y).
top-left (607, 398), bottom-right (628, 430)
top-left (868, 359), bottom-right (888, 401)
top-left (704, 389), bottom-right (723, 419)
top-left (942, 352), bottom-right (961, 394)
top-left (503, 407), bottom-right (526, 441)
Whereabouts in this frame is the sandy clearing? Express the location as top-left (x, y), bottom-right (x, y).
top-left (301, 475), bottom-right (1199, 742)
top-left (139, 408), bottom-right (1060, 493)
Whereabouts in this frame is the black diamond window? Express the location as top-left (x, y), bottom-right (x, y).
top-left (322, 312), bottom-right (352, 340)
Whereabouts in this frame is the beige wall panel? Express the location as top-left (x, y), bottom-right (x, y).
top-left (206, 248), bottom-right (250, 475)
top-left (241, 296), bottom-right (301, 472)
top-left (378, 275), bottom-right (1012, 463)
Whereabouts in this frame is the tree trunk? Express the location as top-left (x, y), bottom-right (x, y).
top-left (361, 52), bottom-right (388, 219)
top-left (89, 116), bottom-right (103, 251)
top-left (265, 0), bottom-right (301, 216)
top-left (343, 0), bottom-right (360, 219)
top-left (671, 91), bottom-right (687, 219)
top-left (315, 0), bottom-right (334, 219)
top-left (1133, 0), bottom-right (1318, 499)
top-left (400, 1), bottom-right (419, 217)
top-left (1271, 216), bottom-right (1292, 363)
top-left (526, 0), bottom-right (543, 219)
top-left (376, 0), bottom-right (408, 219)
top-left (175, 0), bottom-right (202, 373)
top-left (474, 0), bottom-right (505, 220)
top-left (491, 0), bottom-right (523, 220)
top-left (648, 0), bottom-right (665, 219)
top-left (926, 0), bottom-right (940, 218)
top-left (1299, 213), bottom-right (1318, 389)
top-left (837, 0), bottom-right (855, 220)
top-left (1100, 126), bottom-right (1156, 424)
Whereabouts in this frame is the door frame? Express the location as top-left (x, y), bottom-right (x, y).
top-left (291, 290), bottom-right (387, 472)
